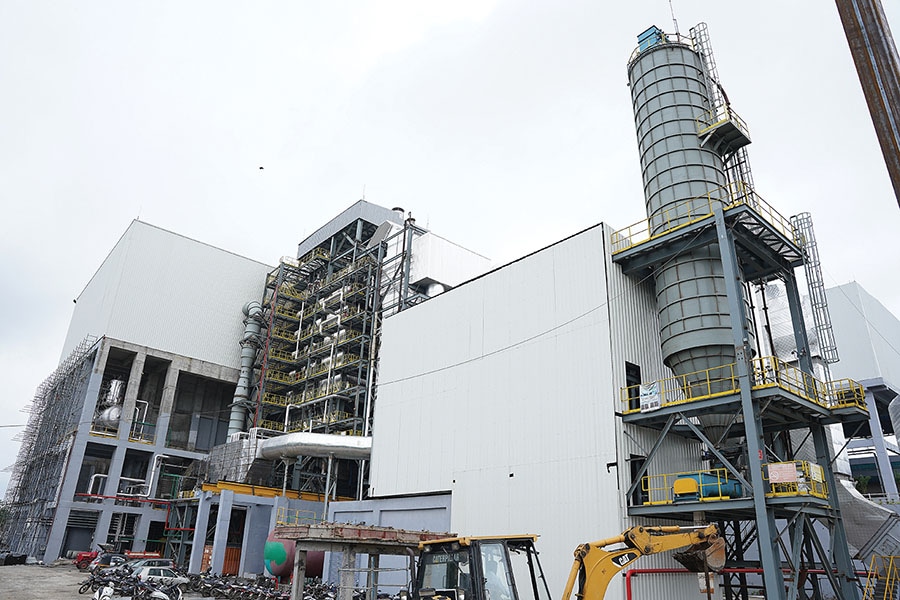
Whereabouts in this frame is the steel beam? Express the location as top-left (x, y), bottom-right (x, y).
top-left (716, 206), bottom-right (786, 600)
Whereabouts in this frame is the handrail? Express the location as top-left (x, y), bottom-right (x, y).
top-left (641, 467), bottom-right (739, 505)
top-left (609, 181), bottom-right (794, 254)
top-left (638, 461), bottom-right (829, 506)
top-left (762, 461), bottom-right (828, 500)
top-left (619, 355), bottom-right (866, 415)
top-left (865, 555), bottom-right (900, 600)
top-left (696, 104), bottom-right (751, 140)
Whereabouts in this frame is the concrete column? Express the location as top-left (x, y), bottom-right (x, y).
top-left (93, 507), bottom-right (114, 549)
top-left (189, 491), bottom-right (213, 573)
top-left (105, 444), bottom-right (127, 500)
top-left (155, 359), bottom-right (183, 449)
top-left (269, 495), bottom-right (290, 531)
top-left (119, 352), bottom-right (147, 443)
top-left (210, 490), bottom-right (234, 574)
top-left (43, 348), bottom-right (109, 562)
top-left (339, 546), bottom-right (358, 600)
top-left (290, 548), bottom-right (307, 600)
top-left (131, 513), bottom-right (151, 553)
top-left (239, 502), bottom-right (272, 576)
top-left (867, 390), bottom-right (900, 500)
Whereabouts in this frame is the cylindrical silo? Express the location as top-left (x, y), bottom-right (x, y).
top-left (628, 30), bottom-right (753, 393)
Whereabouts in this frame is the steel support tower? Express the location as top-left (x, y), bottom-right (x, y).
top-left (616, 25), bottom-right (870, 600)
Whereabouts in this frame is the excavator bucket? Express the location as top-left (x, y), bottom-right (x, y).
top-left (672, 535), bottom-right (726, 572)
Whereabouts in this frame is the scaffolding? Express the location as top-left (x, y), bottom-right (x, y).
top-left (1, 335), bottom-right (99, 556)
top-left (249, 214), bottom-right (425, 500)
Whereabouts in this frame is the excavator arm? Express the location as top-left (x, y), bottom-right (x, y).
top-left (561, 524), bottom-right (723, 600)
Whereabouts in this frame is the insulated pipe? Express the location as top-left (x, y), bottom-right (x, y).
top-left (120, 454), bottom-right (169, 498)
top-left (230, 301), bottom-right (264, 436)
top-left (89, 473), bottom-right (109, 495)
top-left (256, 431), bottom-right (372, 461)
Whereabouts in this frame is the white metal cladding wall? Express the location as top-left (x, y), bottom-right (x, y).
top-left (828, 282), bottom-right (900, 385)
top-left (61, 221), bottom-right (271, 369)
top-left (603, 223), bottom-right (704, 600)
top-left (372, 224), bottom-right (673, 596)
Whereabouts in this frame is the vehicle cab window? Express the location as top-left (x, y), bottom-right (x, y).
top-left (479, 542), bottom-right (513, 600)
top-left (418, 547), bottom-right (474, 600)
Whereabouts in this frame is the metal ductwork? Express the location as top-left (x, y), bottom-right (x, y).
top-left (256, 431), bottom-right (372, 462)
top-left (229, 301), bottom-right (265, 436)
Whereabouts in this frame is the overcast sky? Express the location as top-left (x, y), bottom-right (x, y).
top-left (2, 1), bottom-right (899, 496)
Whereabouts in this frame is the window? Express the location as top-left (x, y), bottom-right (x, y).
top-left (480, 542), bottom-right (514, 600)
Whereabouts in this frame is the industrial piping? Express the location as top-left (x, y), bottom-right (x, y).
top-left (256, 431), bottom-right (372, 462)
top-left (229, 301), bottom-right (265, 436)
top-left (257, 431), bottom-right (372, 516)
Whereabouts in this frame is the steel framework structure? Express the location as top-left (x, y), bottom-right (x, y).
top-left (612, 197), bottom-right (869, 600)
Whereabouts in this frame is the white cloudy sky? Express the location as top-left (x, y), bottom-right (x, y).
top-left (2, 1), bottom-right (899, 495)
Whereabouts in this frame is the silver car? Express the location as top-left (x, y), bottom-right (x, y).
top-left (132, 565), bottom-right (190, 587)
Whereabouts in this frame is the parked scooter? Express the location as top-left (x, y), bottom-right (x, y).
top-left (91, 583), bottom-right (114, 600)
top-left (132, 580), bottom-right (183, 600)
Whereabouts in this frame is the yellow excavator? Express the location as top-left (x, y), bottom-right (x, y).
top-left (403, 524), bottom-right (724, 600)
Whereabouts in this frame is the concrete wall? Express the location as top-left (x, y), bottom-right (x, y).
top-left (370, 224), bottom-right (696, 599)
top-left (61, 220), bottom-right (270, 369)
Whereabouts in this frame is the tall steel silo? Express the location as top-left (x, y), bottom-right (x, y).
top-left (627, 27), bottom-right (752, 390)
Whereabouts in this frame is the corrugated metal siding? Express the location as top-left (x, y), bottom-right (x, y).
top-left (828, 282), bottom-right (900, 384)
top-left (373, 224), bottom-right (695, 595)
top-left (603, 223), bottom-right (708, 600)
top-left (61, 221), bottom-right (270, 369)
top-left (296, 200), bottom-right (402, 257)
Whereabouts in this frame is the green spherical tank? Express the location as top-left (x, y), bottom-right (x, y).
top-left (264, 533), bottom-right (295, 578)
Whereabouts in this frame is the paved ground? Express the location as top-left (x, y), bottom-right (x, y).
top-left (0, 563), bottom-right (214, 600)
top-left (0, 563), bottom-right (92, 600)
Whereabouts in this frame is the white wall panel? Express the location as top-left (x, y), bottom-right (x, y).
top-left (373, 225), bottom-right (613, 588)
top-left (409, 232), bottom-right (491, 289)
top-left (61, 221), bottom-right (270, 369)
top-left (828, 282), bottom-right (900, 385)
top-left (371, 224), bottom-right (702, 596)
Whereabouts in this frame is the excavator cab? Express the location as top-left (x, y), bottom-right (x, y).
top-left (406, 536), bottom-right (552, 600)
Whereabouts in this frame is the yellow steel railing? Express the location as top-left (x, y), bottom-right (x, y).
top-left (609, 182), bottom-right (794, 254)
top-left (763, 461), bottom-right (828, 500)
top-left (257, 420), bottom-right (285, 432)
top-left (864, 555), bottom-right (900, 600)
top-left (696, 105), bottom-right (750, 140)
top-left (275, 506), bottom-right (320, 526)
top-left (620, 355), bottom-right (866, 415)
top-left (268, 347), bottom-right (296, 363)
top-left (261, 392), bottom-right (289, 407)
top-left (270, 326), bottom-right (297, 342)
top-left (641, 468), bottom-right (741, 505)
top-left (273, 305), bottom-right (300, 321)
top-left (620, 361), bottom-right (740, 412)
top-left (299, 247), bottom-right (329, 267)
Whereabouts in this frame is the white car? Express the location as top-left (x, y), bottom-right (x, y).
top-left (132, 565), bottom-right (190, 587)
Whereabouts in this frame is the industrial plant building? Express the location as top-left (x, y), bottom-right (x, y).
top-left (4, 23), bottom-right (900, 600)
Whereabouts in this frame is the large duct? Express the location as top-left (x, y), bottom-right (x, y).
top-left (257, 431), bottom-right (372, 461)
top-left (229, 301), bottom-right (264, 436)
